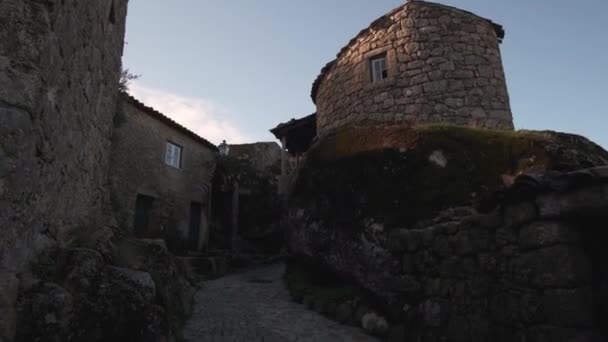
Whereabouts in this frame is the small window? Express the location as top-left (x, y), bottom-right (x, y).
top-left (370, 54), bottom-right (388, 83)
top-left (165, 141), bottom-right (182, 168)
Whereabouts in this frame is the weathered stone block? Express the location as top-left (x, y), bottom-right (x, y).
top-left (445, 97), bottom-right (464, 108)
top-left (503, 201), bottom-right (538, 227)
top-left (420, 228), bottom-right (437, 247)
top-left (495, 226), bottom-right (517, 247)
top-left (402, 253), bottom-right (415, 273)
top-left (0, 273), bottom-right (19, 341)
top-left (469, 314), bottom-right (491, 342)
top-left (313, 298), bottom-right (326, 313)
top-left (514, 246), bottom-right (591, 288)
top-left (423, 80), bottom-right (448, 93)
top-left (446, 315), bottom-right (470, 342)
top-left (420, 299), bottom-right (445, 328)
top-left (478, 211), bottom-right (503, 228)
top-left (471, 108), bottom-right (486, 118)
top-left (387, 324), bottom-right (406, 342)
top-left (362, 312), bottom-right (389, 336)
top-left (62, 248), bottom-right (105, 292)
top-left (526, 325), bottom-right (594, 342)
top-left (540, 287), bottom-right (593, 328)
top-left (449, 228), bottom-right (490, 255)
top-left (107, 267), bottom-right (157, 304)
top-left (335, 302), bottom-right (354, 323)
top-left (385, 275), bottom-right (422, 295)
top-left (518, 221), bottom-right (579, 251)
top-left (537, 186), bottom-right (608, 218)
top-left (388, 229), bottom-right (422, 253)
top-left (433, 235), bottom-right (451, 256)
top-left (477, 253), bottom-right (497, 272)
top-left (16, 283), bottom-right (75, 342)
top-left (439, 256), bottom-right (461, 277)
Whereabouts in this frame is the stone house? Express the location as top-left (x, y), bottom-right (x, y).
top-left (311, 0), bottom-right (513, 136)
top-left (110, 94), bottom-right (218, 254)
top-left (272, 1), bottom-right (513, 189)
top-left (273, 0), bottom-right (514, 145)
top-left (270, 114), bottom-right (316, 194)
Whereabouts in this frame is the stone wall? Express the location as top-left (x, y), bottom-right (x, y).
top-left (313, 1), bottom-right (513, 135)
top-left (287, 127), bottom-right (608, 341)
top-left (386, 191), bottom-right (607, 342)
top-left (290, 172), bottom-right (608, 341)
top-left (227, 142), bottom-right (282, 175)
top-left (110, 96), bottom-right (217, 253)
top-left (0, 1), bottom-right (128, 340)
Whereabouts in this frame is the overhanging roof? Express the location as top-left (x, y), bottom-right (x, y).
top-left (122, 92), bottom-right (218, 152)
top-left (270, 113), bottom-right (317, 154)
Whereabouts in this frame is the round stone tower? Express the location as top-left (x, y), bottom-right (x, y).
top-left (311, 0), bottom-right (513, 136)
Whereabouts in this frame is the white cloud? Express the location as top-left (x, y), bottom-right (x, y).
top-left (128, 81), bottom-right (250, 144)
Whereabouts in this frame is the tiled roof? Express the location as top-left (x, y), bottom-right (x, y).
top-left (122, 92), bottom-right (218, 152)
top-left (270, 113), bottom-right (316, 139)
top-left (310, 1), bottom-right (505, 104)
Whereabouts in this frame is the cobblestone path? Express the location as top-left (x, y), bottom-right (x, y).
top-left (182, 263), bottom-right (379, 342)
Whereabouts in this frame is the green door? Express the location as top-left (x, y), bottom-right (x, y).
top-left (134, 194), bottom-right (155, 237)
top-left (189, 202), bottom-right (203, 251)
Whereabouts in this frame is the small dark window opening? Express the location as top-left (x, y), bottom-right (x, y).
top-left (133, 194), bottom-right (155, 237)
top-left (370, 54), bottom-right (388, 83)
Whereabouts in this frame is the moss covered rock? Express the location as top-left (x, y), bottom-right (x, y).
top-left (287, 125), bottom-right (608, 317)
top-left (16, 240), bottom-right (194, 342)
top-left (291, 125), bottom-right (608, 229)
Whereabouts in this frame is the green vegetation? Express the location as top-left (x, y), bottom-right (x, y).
top-left (283, 260), bottom-right (360, 306)
top-left (64, 223), bottom-right (111, 249)
top-left (30, 250), bottom-right (61, 281)
top-left (293, 125), bottom-right (608, 229)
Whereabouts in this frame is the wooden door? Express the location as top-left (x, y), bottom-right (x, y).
top-left (189, 202), bottom-right (203, 251)
top-left (133, 194), bottom-right (155, 237)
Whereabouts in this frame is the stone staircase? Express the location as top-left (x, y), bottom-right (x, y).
top-left (180, 249), bottom-right (288, 280)
top-left (179, 250), bottom-right (229, 279)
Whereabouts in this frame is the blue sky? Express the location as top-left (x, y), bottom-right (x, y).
top-left (123, 0), bottom-right (607, 148)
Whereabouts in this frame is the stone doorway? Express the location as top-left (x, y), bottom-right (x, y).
top-left (133, 194), bottom-right (155, 237)
top-left (189, 202), bottom-right (203, 251)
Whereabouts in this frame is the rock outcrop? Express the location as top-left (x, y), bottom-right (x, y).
top-left (287, 126), bottom-right (608, 341)
top-left (17, 240), bottom-right (194, 342)
top-left (1, 1), bottom-right (197, 341)
top-left (0, 1), bottom-right (129, 340)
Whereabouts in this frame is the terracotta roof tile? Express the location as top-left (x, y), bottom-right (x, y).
top-left (122, 92), bottom-right (218, 151)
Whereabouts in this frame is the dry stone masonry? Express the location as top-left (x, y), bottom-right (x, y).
top-left (287, 126), bottom-right (608, 341)
top-left (386, 169), bottom-right (608, 341)
top-left (290, 168), bottom-right (608, 341)
top-left (312, 1), bottom-right (513, 135)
